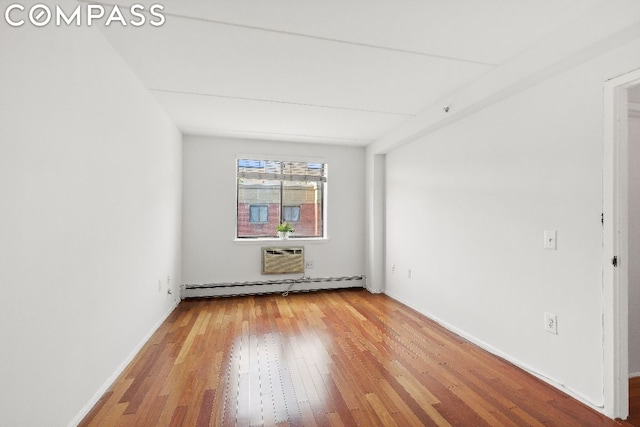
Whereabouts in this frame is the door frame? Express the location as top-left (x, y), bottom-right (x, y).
top-left (603, 68), bottom-right (640, 419)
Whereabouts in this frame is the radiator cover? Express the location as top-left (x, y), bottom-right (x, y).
top-left (262, 247), bottom-right (304, 274)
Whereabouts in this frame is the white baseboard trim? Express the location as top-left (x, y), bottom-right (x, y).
top-left (67, 299), bottom-right (180, 427)
top-left (383, 290), bottom-right (607, 416)
top-left (183, 276), bottom-right (365, 298)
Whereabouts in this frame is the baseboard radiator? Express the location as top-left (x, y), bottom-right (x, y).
top-left (182, 275), bottom-right (366, 299)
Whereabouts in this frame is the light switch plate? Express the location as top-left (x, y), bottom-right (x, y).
top-left (544, 230), bottom-right (557, 250)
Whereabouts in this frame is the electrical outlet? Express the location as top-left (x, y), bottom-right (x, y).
top-left (544, 312), bottom-right (558, 335)
top-left (391, 264), bottom-right (395, 273)
top-left (306, 261), bottom-right (314, 269)
top-left (407, 269), bottom-right (412, 279)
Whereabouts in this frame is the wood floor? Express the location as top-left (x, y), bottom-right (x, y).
top-left (80, 289), bottom-right (634, 426)
top-left (629, 377), bottom-right (640, 426)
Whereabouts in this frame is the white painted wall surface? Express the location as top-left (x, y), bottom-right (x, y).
top-left (0, 11), bottom-right (182, 427)
top-left (629, 112), bottom-right (640, 376)
top-left (182, 136), bottom-right (365, 291)
top-left (384, 39), bottom-right (640, 409)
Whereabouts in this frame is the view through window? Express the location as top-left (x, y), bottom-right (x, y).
top-left (237, 159), bottom-right (327, 238)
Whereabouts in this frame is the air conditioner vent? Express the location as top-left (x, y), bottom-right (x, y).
top-left (262, 247), bottom-right (304, 274)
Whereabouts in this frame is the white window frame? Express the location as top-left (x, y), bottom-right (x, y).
top-left (235, 154), bottom-right (328, 241)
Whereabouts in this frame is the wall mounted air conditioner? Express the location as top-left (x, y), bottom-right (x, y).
top-left (262, 247), bottom-right (304, 274)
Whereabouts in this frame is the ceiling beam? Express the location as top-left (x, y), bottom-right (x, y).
top-left (369, 0), bottom-right (640, 154)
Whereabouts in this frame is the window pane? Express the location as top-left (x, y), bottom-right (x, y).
top-left (237, 179), bottom-right (280, 238)
top-left (282, 181), bottom-right (323, 238)
top-left (249, 206), bottom-right (259, 222)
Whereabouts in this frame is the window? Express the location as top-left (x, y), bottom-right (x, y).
top-left (249, 205), bottom-right (269, 223)
top-left (283, 206), bottom-right (300, 222)
top-left (237, 159), bottom-right (327, 238)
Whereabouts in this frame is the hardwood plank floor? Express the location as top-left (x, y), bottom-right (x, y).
top-left (79, 289), bottom-right (634, 426)
top-left (629, 377), bottom-right (640, 426)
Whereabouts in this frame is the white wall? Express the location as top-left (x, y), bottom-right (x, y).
top-left (182, 135), bottom-right (365, 293)
top-left (384, 39), bottom-right (640, 409)
top-left (0, 10), bottom-right (182, 427)
top-left (629, 108), bottom-right (640, 376)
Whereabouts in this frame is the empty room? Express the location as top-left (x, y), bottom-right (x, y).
top-left (2, 1), bottom-right (640, 426)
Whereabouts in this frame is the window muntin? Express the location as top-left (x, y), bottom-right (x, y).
top-left (237, 159), bottom-right (326, 239)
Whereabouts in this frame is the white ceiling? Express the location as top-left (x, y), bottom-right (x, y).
top-left (99, 0), bottom-right (608, 145)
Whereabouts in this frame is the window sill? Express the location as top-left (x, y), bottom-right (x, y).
top-left (234, 237), bottom-right (328, 244)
